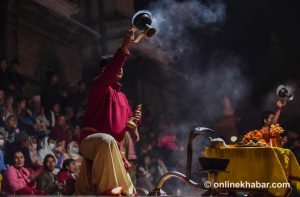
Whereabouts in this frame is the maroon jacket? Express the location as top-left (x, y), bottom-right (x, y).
top-left (80, 48), bottom-right (133, 142)
top-left (57, 170), bottom-right (75, 195)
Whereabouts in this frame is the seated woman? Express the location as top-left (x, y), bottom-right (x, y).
top-left (6, 150), bottom-right (43, 195)
top-left (57, 159), bottom-right (77, 195)
top-left (66, 141), bottom-right (82, 175)
top-left (53, 139), bottom-right (67, 170)
top-left (28, 136), bottom-right (42, 166)
top-left (38, 136), bottom-right (57, 163)
top-left (37, 154), bottom-right (60, 194)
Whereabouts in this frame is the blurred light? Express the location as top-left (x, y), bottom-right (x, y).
top-left (111, 186), bottom-right (122, 195)
top-left (231, 136), bottom-right (237, 143)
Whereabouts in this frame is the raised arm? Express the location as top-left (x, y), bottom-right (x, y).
top-left (271, 100), bottom-right (286, 125)
top-left (91, 31), bottom-right (133, 95)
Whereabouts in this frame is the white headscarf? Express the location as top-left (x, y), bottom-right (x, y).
top-left (67, 141), bottom-right (81, 161)
top-left (38, 136), bottom-right (57, 163)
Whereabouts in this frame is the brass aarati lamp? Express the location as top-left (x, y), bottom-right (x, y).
top-left (130, 10), bottom-right (157, 43)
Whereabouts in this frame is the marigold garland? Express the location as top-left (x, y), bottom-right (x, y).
top-left (270, 124), bottom-right (284, 138)
top-left (242, 124), bottom-right (284, 144)
top-left (243, 130), bottom-right (265, 143)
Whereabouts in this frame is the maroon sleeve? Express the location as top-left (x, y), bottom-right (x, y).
top-left (89, 48), bottom-right (130, 99)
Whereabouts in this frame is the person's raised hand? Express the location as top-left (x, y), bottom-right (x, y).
top-left (121, 30), bottom-right (134, 52)
top-left (276, 100), bottom-right (287, 109)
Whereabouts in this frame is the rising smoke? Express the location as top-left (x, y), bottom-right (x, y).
top-left (147, 0), bottom-right (250, 125)
top-left (149, 0), bottom-right (226, 61)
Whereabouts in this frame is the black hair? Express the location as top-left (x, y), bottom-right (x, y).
top-left (99, 55), bottom-right (113, 70)
top-left (62, 158), bottom-right (75, 171)
top-left (43, 154), bottom-right (56, 169)
top-left (10, 149), bottom-right (25, 165)
top-left (48, 133), bottom-right (57, 141)
top-left (261, 111), bottom-right (275, 126)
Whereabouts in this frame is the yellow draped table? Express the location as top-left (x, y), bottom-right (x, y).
top-left (205, 147), bottom-right (300, 196)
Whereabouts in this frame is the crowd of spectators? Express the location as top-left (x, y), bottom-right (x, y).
top-left (0, 57), bottom-right (89, 195)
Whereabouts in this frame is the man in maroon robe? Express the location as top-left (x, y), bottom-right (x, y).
top-left (76, 30), bottom-right (141, 195)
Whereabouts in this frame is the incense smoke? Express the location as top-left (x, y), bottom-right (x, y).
top-left (147, 0), bottom-right (249, 124)
top-left (149, 0), bottom-right (226, 61)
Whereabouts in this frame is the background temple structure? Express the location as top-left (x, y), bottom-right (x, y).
top-left (0, 0), bottom-right (183, 119)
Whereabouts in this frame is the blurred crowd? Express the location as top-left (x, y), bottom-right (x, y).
top-left (1, 57), bottom-right (300, 195)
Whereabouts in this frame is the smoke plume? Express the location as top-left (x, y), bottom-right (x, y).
top-left (149, 0), bottom-right (226, 61)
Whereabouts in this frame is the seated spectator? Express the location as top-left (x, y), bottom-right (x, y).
top-left (28, 95), bottom-right (42, 118)
top-left (51, 115), bottom-right (71, 143)
top-left (0, 113), bottom-right (18, 144)
top-left (66, 141), bottom-right (81, 161)
top-left (0, 130), bottom-right (7, 172)
top-left (3, 95), bottom-right (14, 115)
top-left (15, 97), bottom-right (34, 131)
top-left (57, 159), bottom-right (77, 195)
top-left (6, 150), bottom-right (43, 194)
top-left (35, 107), bottom-right (50, 137)
top-left (64, 106), bottom-right (77, 127)
top-left (28, 136), bottom-right (42, 166)
top-left (0, 113), bottom-right (19, 143)
top-left (48, 103), bottom-right (60, 129)
top-left (37, 154), bottom-right (60, 194)
top-left (66, 141), bottom-right (82, 174)
top-left (10, 131), bottom-right (40, 169)
top-left (53, 139), bottom-right (67, 169)
top-left (38, 136), bottom-right (57, 163)
top-left (71, 124), bottom-right (81, 143)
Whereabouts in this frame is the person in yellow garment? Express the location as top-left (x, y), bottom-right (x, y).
top-left (75, 30), bottom-right (141, 196)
